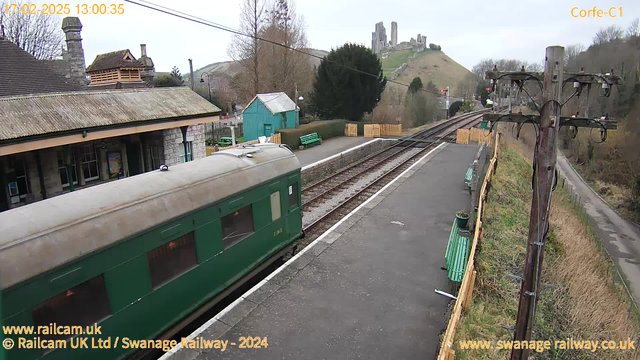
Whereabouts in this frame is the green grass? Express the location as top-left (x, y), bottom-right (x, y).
top-left (381, 49), bottom-right (415, 70)
top-left (453, 144), bottom-right (640, 360)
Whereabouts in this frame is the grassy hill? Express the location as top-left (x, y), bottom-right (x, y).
top-left (381, 49), bottom-right (472, 95)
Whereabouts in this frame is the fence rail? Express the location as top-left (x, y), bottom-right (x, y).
top-left (437, 133), bottom-right (500, 360)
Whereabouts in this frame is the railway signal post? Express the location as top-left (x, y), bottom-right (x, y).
top-left (483, 46), bottom-right (619, 360)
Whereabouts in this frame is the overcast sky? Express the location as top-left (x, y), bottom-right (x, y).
top-left (33, 0), bottom-right (639, 72)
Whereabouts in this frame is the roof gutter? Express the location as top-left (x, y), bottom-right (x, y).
top-left (0, 113), bottom-right (220, 156)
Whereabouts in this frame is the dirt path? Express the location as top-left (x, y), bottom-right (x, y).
top-left (557, 153), bottom-right (640, 307)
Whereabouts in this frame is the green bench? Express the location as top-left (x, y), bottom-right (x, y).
top-left (299, 133), bottom-right (322, 148)
top-left (464, 166), bottom-right (473, 194)
top-left (444, 218), bottom-right (471, 283)
top-left (464, 166), bottom-right (473, 187)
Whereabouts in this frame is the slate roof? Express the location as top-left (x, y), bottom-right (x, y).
top-left (86, 49), bottom-right (144, 72)
top-left (41, 59), bottom-right (70, 77)
top-left (0, 39), bottom-right (84, 97)
top-left (0, 87), bottom-right (221, 141)
top-left (244, 92), bottom-right (298, 115)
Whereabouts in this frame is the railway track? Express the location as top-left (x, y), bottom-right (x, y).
top-left (300, 111), bottom-right (485, 245)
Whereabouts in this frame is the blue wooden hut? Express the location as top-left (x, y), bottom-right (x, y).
top-left (242, 92), bottom-right (298, 141)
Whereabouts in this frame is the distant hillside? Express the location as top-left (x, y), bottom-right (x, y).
top-left (382, 49), bottom-right (472, 94)
top-left (183, 48), bottom-right (329, 88)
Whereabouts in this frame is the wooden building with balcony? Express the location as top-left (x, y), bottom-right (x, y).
top-left (86, 50), bottom-right (148, 89)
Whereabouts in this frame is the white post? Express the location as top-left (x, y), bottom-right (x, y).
top-left (446, 85), bottom-right (450, 118)
top-left (229, 126), bottom-right (236, 145)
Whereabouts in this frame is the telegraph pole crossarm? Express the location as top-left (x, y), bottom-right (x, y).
top-left (483, 113), bottom-right (618, 129)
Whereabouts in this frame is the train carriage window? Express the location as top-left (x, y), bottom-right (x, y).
top-left (221, 205), bottom-right (254, 249)
top-left (32, 275), bottom-right (111, 341)
top-left (289, 183), bottom-right (298, 208)
top-left (147, 232), bottom-right (197, 288)
top-left (271, 192), bottom-right (281, 221)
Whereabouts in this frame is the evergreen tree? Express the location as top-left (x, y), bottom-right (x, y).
top-left (425, 80), bottom-right (438, 94)
top-left (311, 43), bottom-right (386, 121)
top-left (408, 77), bottom-right (423, 94)
top-left (155, 66), bottom-right (184, 87)
top-left (476, 81), bottom-right (490, 106)
top-left (170, 66), bottom-right (184, 83)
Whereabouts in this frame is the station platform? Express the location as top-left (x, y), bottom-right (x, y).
top-left (294, 136), bottom-right (373, 167)
top-left (164, 142), bottom-right (480, 360)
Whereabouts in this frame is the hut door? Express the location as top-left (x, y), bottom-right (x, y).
top-left (263, 124), bottom-right (273, 137)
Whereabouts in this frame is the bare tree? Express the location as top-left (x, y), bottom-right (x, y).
top-left (564, 44), bottom-right (585, 70)
top-left (0, 0), bottom-right (63, 59)
top-left (472, 59), bottom-right (494, 79)
top-left (526, 62), bottom-right (543, 73)
top-left (228, 0), bottom-right (267, 97)
top-left (456, 73), bottom-right (479, 100)
top-left (593, 25), bottom-right (624, 45)
top-left (627, 18), bottom-right (640, 38)
top-left (260, 0), bottom-right (311, 98)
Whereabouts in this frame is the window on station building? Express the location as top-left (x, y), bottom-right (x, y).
top-left (6, 155), bottom-right (30, 200)
top-left (32, 275), bottom-right (111, 341)
top-left (80, 145), bottom-right (100, 181)
top-left (147, 232), bottom-right (198, 288)
top-left (57, 150), bottom-right (78, 187)
top-left (221, 205), bottom-right (254, 249)
top-left (150, 145), bottom-right (165, 170)
top-left (179, 142), bottom-right (193, 163)
top-left (288, 183), bottom-right (298, 208)
top-left (270, 192), bottom-right (281, 221)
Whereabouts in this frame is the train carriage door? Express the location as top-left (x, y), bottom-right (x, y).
top-left (286, 175), bottom-right (300, 240)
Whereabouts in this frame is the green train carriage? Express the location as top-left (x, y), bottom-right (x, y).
top-left (0, 144), bottom-right (302, 360)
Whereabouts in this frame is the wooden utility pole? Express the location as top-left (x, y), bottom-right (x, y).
top-left (483, 46), bottom-right (619, 360)
top-left (510, 46), bottom-right (564, 360)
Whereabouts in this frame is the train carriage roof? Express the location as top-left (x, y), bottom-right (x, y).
top-left (0, 144), bottom-right (300, 290)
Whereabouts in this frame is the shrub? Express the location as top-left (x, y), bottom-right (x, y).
top-left (278, 120), bottom-right (346, 148)
top-left (449, 101), bottom-right (463, 115)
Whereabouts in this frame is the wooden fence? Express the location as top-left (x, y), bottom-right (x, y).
top-left (364, 124), bottom-right (381, 138)
top-left (470, 128), bottom-right (491, 143)
top-left (270, 133), bottom-right (282, 144)
top-left (456, 128), bottom-right (491, 145)
top-left (205, 133), bottom-right (280, 156)
top-left (437, 133), bottom-right (500, 360)
top-left (456, 129), bottom-right (470, 144)
top-left (379, 124), bottom-right (402, 136)
top-left (345, 123), bottom-right (358, 137)
top-left (345, 123), bottom-right (402, 138)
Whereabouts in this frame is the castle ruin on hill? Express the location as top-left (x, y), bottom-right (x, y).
top-left (371, 21), bottom-right (427, 54)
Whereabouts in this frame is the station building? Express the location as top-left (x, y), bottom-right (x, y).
top-left (0, 20), bottom-right (220, 212)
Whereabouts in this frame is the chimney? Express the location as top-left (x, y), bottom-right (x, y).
top-left (139, 44), bottom-right (155, 87)
top-left (61, 17), bottom-right (87, 86)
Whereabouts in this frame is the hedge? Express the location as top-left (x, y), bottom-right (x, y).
top-left (278, 120), bottom-right (346, 148)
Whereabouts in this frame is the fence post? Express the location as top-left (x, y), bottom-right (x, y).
top-left (464, 270), bottom-right (477, 312)
top-left (469, 159), bottom-right (479, 224)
